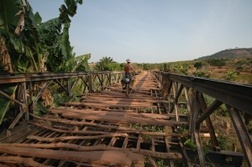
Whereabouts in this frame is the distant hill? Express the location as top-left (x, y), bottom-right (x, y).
top-left (197, 48), bottom-right (252, 60)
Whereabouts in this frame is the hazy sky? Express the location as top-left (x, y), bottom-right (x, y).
top-left (28, 0), bottom-right (252, 63)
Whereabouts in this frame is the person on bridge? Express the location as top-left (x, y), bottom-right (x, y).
top-left (121, 59), bottom-right (136, 90)
top-left (124, 59), bottom-right (135, 79)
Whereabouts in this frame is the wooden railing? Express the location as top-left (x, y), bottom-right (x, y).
top-left (0, 71), bottom-right (123, 132)
top-left (1, 71), bottom-right (252, 166)
top-left (153, 71), bottom-right (252, 167)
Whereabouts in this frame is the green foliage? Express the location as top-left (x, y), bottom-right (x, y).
top-left (155, 158), bottom-right (169, 167)
top-left (176, 125), bottom-right (188, 134)
top-left (142, 63), bottom-right (151, 70)
top-left (0, 0), bottom-right (84, 73)
top-left (53, 91), bottom-right (80, 108)
top-left (215, 104), bottom-right (229, 117)
top-left (165, 61), bottom-right (190, 75)
top-left (0, 0), bottom-right (20, 33)
top-left (235, 58), bottom-right (252, 72)
top-left (184, 139), bottom-right (197, 151)
top-left (223, 71), bottom-right (238, 81)
top-left (94, 57), bottom-right (121, 71)
top-left (217, 134), bottom-right (232, 150)
top-left (207, 59), bottom-right (226, 67)
top-left (236, 72), bottom-right (252, 84)
top-left (46, 22), bottom-right (75, 72)
top-left (193, 70), bottom-right (210, 78)
top-left (194, 61), bottom-right (203, 70)
top-left (162, 63), bottom-right (170, 72)
top-left (0, 0), bottom-right (86, 128)
top-left (204, 96), bottom-right (229, 117)
top-left (74, 54), bottom-right (91, 72)
top-left (59, 0), bottom-right (83, 23)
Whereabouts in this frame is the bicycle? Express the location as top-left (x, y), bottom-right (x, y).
top-left (121, 73), bottom-right (136, 97)
top-left (124, 78), bottom-right (132, 97)
top-left (121, 77), bottom-right (131, 97)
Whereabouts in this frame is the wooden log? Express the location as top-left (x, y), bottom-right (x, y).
top-left (49, 108), bottom-right (175, 119)
top-left (27, 133), bottom-right (128, 142)
top-left (60, 112), bottom-right (186, 126)
top-left (0, 145), bottom-right (143, 166)
top-left (30, 122), bottom-right (181, 139)
top-left (0, 156), bottom-right (50, 167)
top-left (62, 101), bottom-right (152, 108)
top-left (81, 97), bottom-right (169, 104)
top-left (31, 113), bottom-right (124, 130)
top-left (83, 92), bottom-right (152, 99)
top-left (0, 143), bottom-right (182, 160)
top-left (30, 122), bottom-right (109, 135)
top-left (31, 114), bottom-right (188, 138)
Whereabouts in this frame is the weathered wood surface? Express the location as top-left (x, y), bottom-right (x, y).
top-left (0, 71), bottom-right (186, 166)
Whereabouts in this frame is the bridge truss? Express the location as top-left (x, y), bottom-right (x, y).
top-left (0, 71), bottom-right (251, 166)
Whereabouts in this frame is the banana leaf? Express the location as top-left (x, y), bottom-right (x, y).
top-left (0, 0), bottom-right (21, 33)
top-left (60, 0), bottom-right (83, 22)
top-left (74, 53), bottom-right (91, 72)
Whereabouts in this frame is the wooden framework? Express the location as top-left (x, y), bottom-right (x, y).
top-left (0, 72), bottom-right (187, 166)
top-left (154, 71), bottom-right (252, 167)
top-left (0, 71), bottom-right (123, 132)
top-left (0, 71), bottom-right (250, 166)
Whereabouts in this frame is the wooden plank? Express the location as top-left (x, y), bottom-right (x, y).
top-left (0, 123), bottom-right (42, 143)
top-left (0, 143), bottom-right (183, 159)
top-left (27, 133), bottom-right (128, 142)
top-left (137, 135), bottom-right (141, 149)
top-left (81, 96), bottom-right (168, 103)
top-left (122, 136), bottom-right (129, 148)
top-left (0, 144), bottom-right (143, 166)
top-left (0, 156), bottom-right (48, 167)
top-left (62, 101), bottom-right (153, 108)
top-left (49, 108), bottom-right (177, 120)
top-left (151, 138), bottom-right (155, 152)
top-left (109, 137), bottom-right (117, 147)
top-left (49, 109), bottom-right (187, 126)
top-left (0, 72), bottom-right (187, 166)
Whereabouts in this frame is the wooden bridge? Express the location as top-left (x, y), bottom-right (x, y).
top-left (0, 71), bottom-right (251, 166)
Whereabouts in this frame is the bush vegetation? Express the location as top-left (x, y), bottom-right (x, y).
top-left (126, 48), bottom-right (252, 84)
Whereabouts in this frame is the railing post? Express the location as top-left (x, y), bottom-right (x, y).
top-left (7, 81), bottom-right (29, 131)
top-left (88, 73), bottom-right (93, 93)
top-left (189, 90), bottom-right (206, 167)
top-left (160, 73), bottom-right (172, 99)
top-left (67, 79), bottom-right (73, 97)
top-left (108, 72), bottom-right (112, 85)
top-left (227, 105), bottom-right (252, 166)
top-left (22, 82), bottom-right (29, 121)
top-left (101, 73), bottom-right (104, 90)
top-left (28, 81), bottom-right (33, 115)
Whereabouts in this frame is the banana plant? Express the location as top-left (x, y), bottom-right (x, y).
top-left (1, 0), bottom-right (84, 73)
top-left (0, 0), bottom-right (23, 73)
top-left (0, 0), bottom-right (84, 125)
top-left (73, 53), bottom-right (91, 72)
top-left (47, 0), bottom-right (85, 72)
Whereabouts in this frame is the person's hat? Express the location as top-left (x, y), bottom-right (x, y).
top-left (126, 59), bottom-right (131, 63)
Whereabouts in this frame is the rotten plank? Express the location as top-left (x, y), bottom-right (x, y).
top-left (62, 101), bottom-right (153, 109)
top-left (49, 108), bottom-right (177, 120)
top-left (0, 156), bottom-right (50, 167)
top-left (50, 110), bottom-right (186, 126)
top-left (0, 145), bottom-right (143, 166)
top-left (0, 143), bottom-right (182, 160)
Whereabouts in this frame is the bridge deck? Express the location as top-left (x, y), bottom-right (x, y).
top-left (0, 72), bottom-right (189, 166)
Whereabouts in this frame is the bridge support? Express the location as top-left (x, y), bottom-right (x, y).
top-left (153, 71), bottom-right (252, 166)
